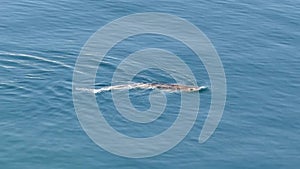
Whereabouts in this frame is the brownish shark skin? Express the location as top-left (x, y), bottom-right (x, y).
top-left (105, 83), bottom-right (207, 92)
top-left (78, 83), bottom-right (208, 94)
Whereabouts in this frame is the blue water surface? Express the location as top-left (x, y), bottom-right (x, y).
top-left (0, 0), bottom-right (299, 168)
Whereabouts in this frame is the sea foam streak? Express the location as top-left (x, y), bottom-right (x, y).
top-left (76, 83), bottom-right (208, 94)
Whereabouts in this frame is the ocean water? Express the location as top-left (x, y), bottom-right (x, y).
top-left (1, 0), bottom-right (299, 168)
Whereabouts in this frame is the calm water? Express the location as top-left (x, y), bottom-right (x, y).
top-left (1, 0), bottom-right (299, 168)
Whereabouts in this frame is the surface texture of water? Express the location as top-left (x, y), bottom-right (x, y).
top-left (1, 0), bottom-right (299, 168)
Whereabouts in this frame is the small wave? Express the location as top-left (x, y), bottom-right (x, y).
top-left (0, 51), bottom-right (73, 69)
